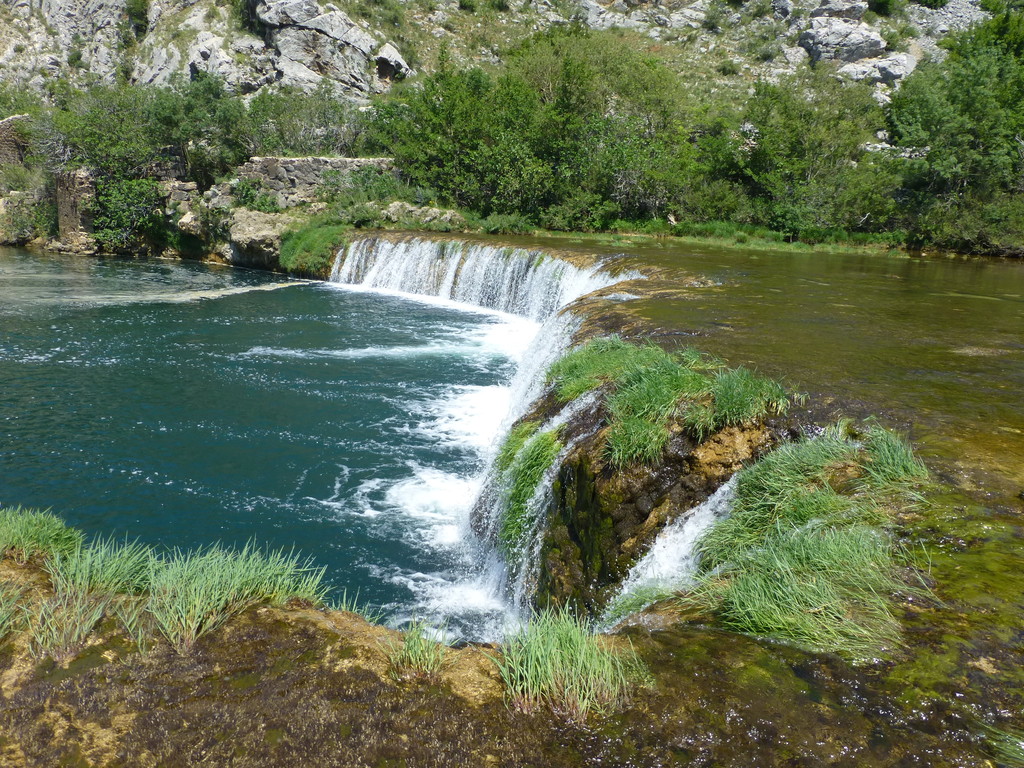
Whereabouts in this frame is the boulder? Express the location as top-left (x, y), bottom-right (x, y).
top-left (809, 0), bottom-right (868, 20)
top-left (798, 18), bottom-right (887, 62)
top-left (838, 51), bottom-right (918, 84)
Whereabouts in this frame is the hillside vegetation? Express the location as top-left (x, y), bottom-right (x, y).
top-left (1, 9), bottom-right (1023, 254)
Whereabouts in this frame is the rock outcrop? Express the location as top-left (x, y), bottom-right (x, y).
top-left (798, 17), bottom-right (887, 62)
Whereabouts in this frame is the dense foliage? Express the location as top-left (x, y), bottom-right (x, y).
top-left (2, 16), bottom-right (1023, 254)
top-left (368, 23), bottom-right (1024, 252)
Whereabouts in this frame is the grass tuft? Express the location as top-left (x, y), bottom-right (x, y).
top-left (26, 590), bottom-right (108, 661)
top-left (147, 542), bottom-right (328, 653)
top-left (498, 429), bottom-right (563, 558)
top-left (495, 420), bottom-right (541, 473)
top-left (46, 537), bottom-right (154, 597)
top-left (492, 608), bottom-right (649, 721)
top-left (0, 586), bottom-right (23, 641)
top-left (546, 336), bottom-right (667, 402)
top-left (685, 525), bottom-right (906, 658)
top-left (686, 424), bottom-right (930, 658)
top-left (0, 507), bottom-right (84, 563)
top-left (384, 619), bottom-right (448, 682)
top-left (547, 339), bottom-right (791, 467)
top-left (861, 424), bottom-right (929, 489)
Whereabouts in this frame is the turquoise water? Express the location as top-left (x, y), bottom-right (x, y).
top-left (0, 248), bottom-right (535, 635)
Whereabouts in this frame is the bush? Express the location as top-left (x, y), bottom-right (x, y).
top-left (233, 178), bottom-right (280, 213)
top-left (92, 177), bottom-right (165, 250)
top-left (492, 608), bottom-right (649, 721)
top-left (279, 222), bottom-right (351, 277)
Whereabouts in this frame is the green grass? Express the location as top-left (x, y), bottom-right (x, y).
top-left (685, 424), bottom-right (930, 658)
top-left (982, 723), bottom-right (1024, 767)
top-left (686, 525), bottom-right (907, 658)
top-left (45, 537), bottom-right (153, 597)
top-left (0, 507), bottom-right (84, 563)
top-left (862, 423), bottom-right (929, 489)
top-left (0, 585), bottom-right (23, 641)
top-left (547, 339), bottom-right (791, 466)
top-left (602, 585), bottom-right (676, 625)
top-left (498, 429), bottom-right (563, 558)
top-left (384, 619), bottom-right (448, 682)
top-left (0, 508), bottom-right (342, 656)
top-left (279, 221), bottom-right (351, 277)
top-left (331, 588), bottom-right (383, 622)
top-left (546, 336), bottom-right (669, 402)
top-left (147, 542), bottom-right (328, 653)
top-left (492, 608), bottom-right (649, 721)
top-left (496, 420), bottom-right (541, 473)
top-left (26, 589), bottom-right (109, 661)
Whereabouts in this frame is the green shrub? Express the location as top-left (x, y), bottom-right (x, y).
top-left (233, 178), bottom-right (280, 213)
top-left (492, 608), bottom-right (649, 721)
top-left (0, 507), bottom-right (84, 564)
top-left (479, 213), bottom-right (534, 234)
top-left (92, 177), bottom-right (165, 251)
top-left (498, 429), bottom-right (563, 558)
top-left (384, 619), bottom-right (448, 681)
top-left (279, 222), bottom-right (350, 277)
top-left (125, 0), bottom-right (149, 36)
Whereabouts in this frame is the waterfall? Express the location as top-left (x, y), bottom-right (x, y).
top-left (327, 235), bottom-right (642, 637)
top-left (601, 477), bottom-right (738, 625)
top-left (331, 236), bottom-right (630, 323)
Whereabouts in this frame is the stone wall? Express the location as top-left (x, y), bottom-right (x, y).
top-left (0, 115), bottom-right (30, 166)
top-left (55, 168), bottom-right (96, 251)
top-left (235, 156), bottom-right (393, 208)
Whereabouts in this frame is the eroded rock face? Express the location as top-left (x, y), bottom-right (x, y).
top-left (257, 0), bottom-right (411, 94)
top-left (798, 18), bottom-right (887, 62)
top-left (222, 208), bottom-right (297, 268)
top-left (529, 399), bottom-right (781, 615)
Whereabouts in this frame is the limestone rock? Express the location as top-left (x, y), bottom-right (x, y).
top-left (798, 18), bottom-right (887, 62)
top-left (809, 0), bottom-right (868, 21)
top-left (839, 51), bottom-right (917, 84)
top-left (225, 209), bottom-right (297, 269)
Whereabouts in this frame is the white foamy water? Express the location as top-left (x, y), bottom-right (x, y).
top-left (605, 477), bottom-right (738, 620)
top-left (321, 236), bottom-right (641, 637)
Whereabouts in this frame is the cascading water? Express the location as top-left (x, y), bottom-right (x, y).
top-left (328, 235), bottom-right (641, 637)
top-left (601, 477), bottom-right (738, 624)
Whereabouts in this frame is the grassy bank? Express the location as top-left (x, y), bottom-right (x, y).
top-left (544, 336), bottom-right (791, 466)
top-left (685, 421), bottom-right (929, 659)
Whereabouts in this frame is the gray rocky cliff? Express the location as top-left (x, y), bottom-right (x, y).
top-left (0, 0), bottom-right (989, 102)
